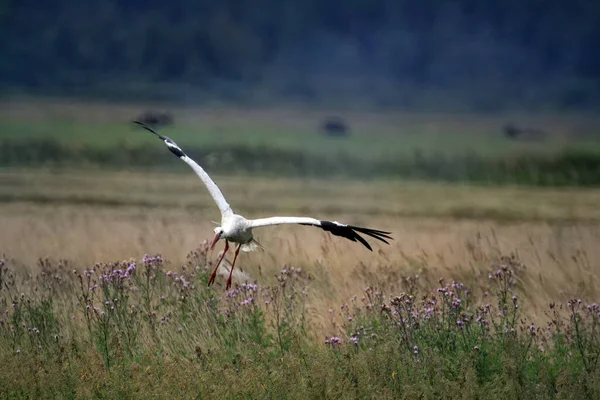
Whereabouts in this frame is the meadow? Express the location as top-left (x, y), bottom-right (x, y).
top-left (2, 98), bottom-right (600, 185)
top-left (1, 99), bottom-right (600, 398)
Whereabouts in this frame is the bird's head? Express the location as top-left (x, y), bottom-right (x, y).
top-left (210, 227), bottom-right (224, 250)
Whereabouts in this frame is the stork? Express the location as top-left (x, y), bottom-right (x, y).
top-left (133, 121), bottom-right (393, 290)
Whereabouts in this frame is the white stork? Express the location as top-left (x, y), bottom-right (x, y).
top-left (134, 121), bottom-right (392, 289)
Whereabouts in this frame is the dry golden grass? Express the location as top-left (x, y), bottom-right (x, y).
top-left (1, 169), bottom-right (600, 334)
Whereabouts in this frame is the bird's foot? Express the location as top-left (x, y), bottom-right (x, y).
top-left (207, 272), bottom-right (217, 287)
top-left (225, 276), bottom-right (233, 290)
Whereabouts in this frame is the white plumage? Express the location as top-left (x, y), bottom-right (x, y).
top-left (134, 121), bottom-right (392, 289)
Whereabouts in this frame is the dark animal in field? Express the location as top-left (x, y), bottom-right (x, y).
top-left (503, 123), bottom-right (547, 141)
top-left (320, 116), bottom-right (350, 137)
top-left (136, 111), bottom-right (174, 128)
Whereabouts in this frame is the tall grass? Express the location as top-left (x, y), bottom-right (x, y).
top-left (1, 248), bottom-right (599, 398)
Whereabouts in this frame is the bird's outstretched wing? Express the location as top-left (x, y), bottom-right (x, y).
top-left (248, 216), bottom-right (392, 251)
top-left (133, 121), bottom-right (233, 217)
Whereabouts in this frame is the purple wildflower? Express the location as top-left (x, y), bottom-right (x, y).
top-left (241, 298), bottom-right (254, 306)
top-left (529, 324), bottom-right (536, 336)
top-left (451, 298), bottom-right (462, 308)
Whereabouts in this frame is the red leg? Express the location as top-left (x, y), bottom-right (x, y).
top-left (225, 244), bottom-right (242, 290)
top-left (208, 240), bottom-right (229, 286)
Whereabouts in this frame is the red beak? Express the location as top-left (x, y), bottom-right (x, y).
top-left (210, 233), bottom-right (220, 250)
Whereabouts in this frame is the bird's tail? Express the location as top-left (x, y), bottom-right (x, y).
top-left (241, 239), bottom-right (264, 252)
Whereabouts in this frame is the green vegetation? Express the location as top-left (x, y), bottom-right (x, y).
top-left (2, 116), bottom-right (600, 186)
top-left (2, 100), bottom-right (600, 396)
top-left (1, 251), bottom-right (599, 398)
top-left (0, 118), bottom-right (571, 158)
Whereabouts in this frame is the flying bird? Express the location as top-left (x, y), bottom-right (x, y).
top-left (133, 121), bottom-right (392, 289)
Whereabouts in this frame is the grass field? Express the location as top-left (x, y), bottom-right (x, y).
top-left (1, 100), bottom-right (600, 397)
top-left (2, 168), bottom-right (600, 307)
top-left (3, 99), bottom-right (600, 186)
top-left (2, 97), bottom-right (600, 160)
top-left (2, 169), bottom-right (600, 397)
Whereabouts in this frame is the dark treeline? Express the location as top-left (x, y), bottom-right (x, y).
top-left (1, 0), bottom-right (599, 110)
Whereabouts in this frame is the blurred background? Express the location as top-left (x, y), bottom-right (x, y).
top-left (1, 0), bottom-right (600, 110)
top-left (1, 1), bottom-right (600, 305)
top-left (1, 0), bottom-right (600, 181)
top-left (0, 0), bottom-right (599, 183)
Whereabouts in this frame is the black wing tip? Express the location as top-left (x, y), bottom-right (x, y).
top-left (319, 220), bottom-right (392, 251)
top-left (351, 226), bottom-right (393, 236)
top-left (132, 120), bottom-right (149, 130)
top-left (132, 120), bottom-right (165, 139)
top-left (350, 226), bottom-right (393, 242)
top-left (132, 120), bottom-right (186, 158)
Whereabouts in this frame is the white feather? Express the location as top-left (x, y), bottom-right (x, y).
top-left (179, 155), bottom-right (233, 218)
top-left (241, 239), bottom-right (264, 252)
top-left (248, 216), bottom-right (322, 229)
